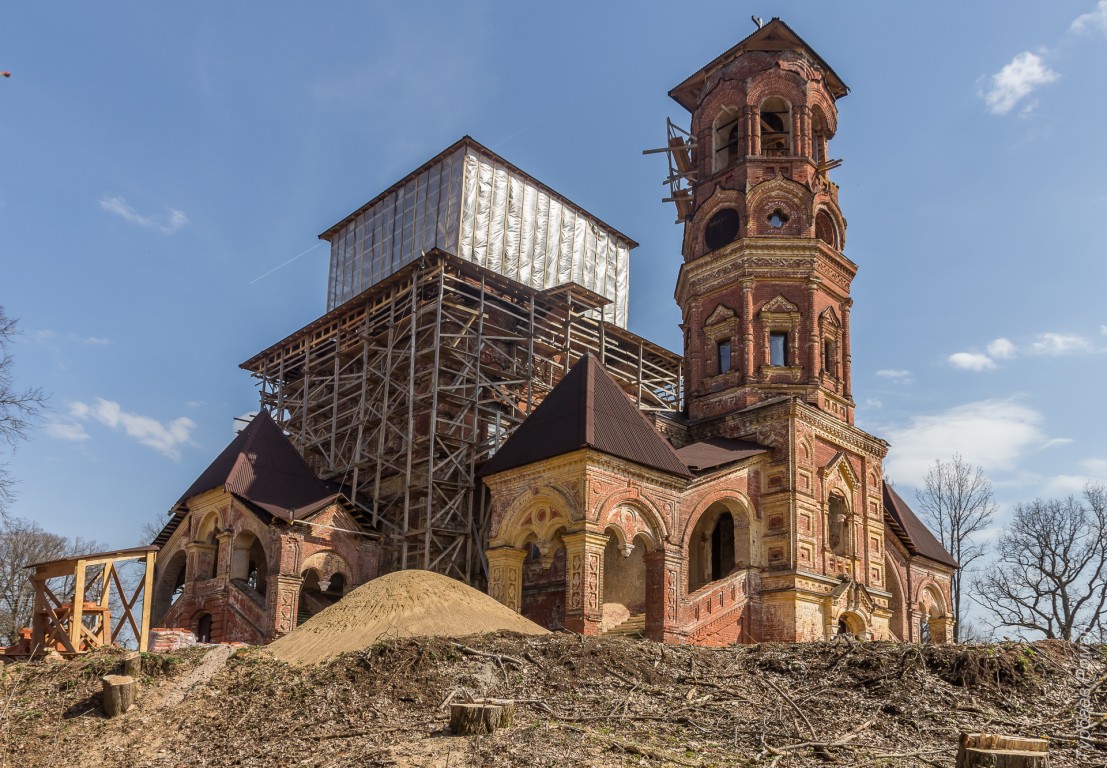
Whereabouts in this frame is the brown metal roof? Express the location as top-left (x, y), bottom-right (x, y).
top-left (674, 437), bottom-right (768, 473)
top-left (172, 411), bottom-right (340, 522)
top-left (883, 483), bottom-right (958, 569)
top-left (669, 18), bottom-right (849, 112)
top-left (480, 353), bottom-right (691, 479)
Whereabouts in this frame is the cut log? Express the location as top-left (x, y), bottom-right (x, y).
top-left (121, 651), bottom-right (141, 677)
top-left (475, 698), bottom-right (515, 728)
top-left (101, 674), bottom-right (137, 717)
top-left (957, 732), bottom-right (1049, 768)
top-left (449, 703), bottom-right (504, 735)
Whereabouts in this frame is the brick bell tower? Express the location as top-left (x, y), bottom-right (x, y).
top-left (659, 19), bottom-right (898, 640)
top-left (668, 18), bottom-right (854, 424)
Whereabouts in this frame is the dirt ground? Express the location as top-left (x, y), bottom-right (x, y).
top-left (1, 634), bottom-right (1105, 767)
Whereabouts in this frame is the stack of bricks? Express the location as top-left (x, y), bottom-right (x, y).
top-left (148, 628), bottom-right (198, 653)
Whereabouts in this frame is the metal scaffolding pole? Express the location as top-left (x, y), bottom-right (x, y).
top-left (241, 251), bottom-right (682, 586)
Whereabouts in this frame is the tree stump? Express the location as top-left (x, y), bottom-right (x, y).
top-left (449, 703), bottom-right (504, 735)
top-left (101, 674), bottom-right (137, 717)
top-left (121, 651), bottom-right (141, 677)
top-left (957, 732), bottom-right (1049, 768)
top-left (476, 698), bottom-right (515, 728)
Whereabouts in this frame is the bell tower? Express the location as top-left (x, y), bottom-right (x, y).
top-left (667, 19), bottom-right (855, 424)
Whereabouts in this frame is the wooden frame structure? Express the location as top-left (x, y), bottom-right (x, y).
top-left (242, 251), bottom-right (682, 585)
top-left (29, 546), bottom-right (157, 654)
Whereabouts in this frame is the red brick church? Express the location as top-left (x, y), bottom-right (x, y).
top-left (480, 19), bottom-right (956, 644)
top-left (149, 18), bottom-right (955, 647)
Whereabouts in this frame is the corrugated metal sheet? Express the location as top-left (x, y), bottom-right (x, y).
top-left (883, 484), bottom-right (959, 569)
top-left (324, 138), bottom-right (633, 327)
top-left (674, 437), bottom-right (767, 472)
top-left (480, 353), bottom-right (690, 479)
top-left (173, 412), bottom-right (339, 521)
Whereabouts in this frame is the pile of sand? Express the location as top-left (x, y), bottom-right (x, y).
top-left (268, 569), bottom-right (548, 665)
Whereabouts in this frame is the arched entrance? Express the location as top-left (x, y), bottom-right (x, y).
top-left (196, 612), bottom-right (213, 643)
top-left (688, 501), bottom-right (751, 591)
top-left (602, 530), bottom-right (647, 632)
top-left (231, 531), bottom-right (268, 597)
top-left (520, 530), bottom-right (567, 630)
top-left (837, 611), bottom-right (867, 638)
top-left (151, 549), bottom-right (188, 625)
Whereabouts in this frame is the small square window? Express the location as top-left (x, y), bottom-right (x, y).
top-left (717, 340), bottom-right (732, 374)
top-left (770, 332), bottom-right (788, 366)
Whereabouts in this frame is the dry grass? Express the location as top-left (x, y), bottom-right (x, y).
top-left (0, 635), bottom-right (1104, 767)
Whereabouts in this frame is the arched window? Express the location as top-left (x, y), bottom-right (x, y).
top-left (327, 573), bottom-right (346, 595)
top-left (828, 494), bottom-right (849, 556)
top-left (815, 209), bottom-right (839, 250)
top-left (812, 109), bottom-right (828, 165)
top-left (759, 97), bottom-right (792, 157)
top-left (713, 106), bottom-right (742, 171)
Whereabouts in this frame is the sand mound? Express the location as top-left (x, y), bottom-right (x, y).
top-left (269, 569), bottom-right (548, 665)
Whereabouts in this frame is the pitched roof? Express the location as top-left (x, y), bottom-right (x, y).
top-left (173, 411), bottom-right (340, 521)
top-left (669, 18), bottom-right (849, 112)
top-left (883, 483), bottom-right (959, 569)
top-left (480, 353), bottom-right (692, 479)
top-left (674, 437), bottom-right (768, 473)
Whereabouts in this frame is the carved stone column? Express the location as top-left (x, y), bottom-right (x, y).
top-left (270, 574), bottom-right (304, 640)
top-left (740, 278), bottom-right (755, 380)
top-left (841, 298), bottom-right (853, 398)
top-left (562, 531), bottom-right (608, 635)
top-left (215, 531), bottom-right (233, 578)
top-left (806, 278), bottom-right (820, 383)
top-left (645, 549), bottom-right (684, 643)
top-left (486, 547), bottom-right (527, 614)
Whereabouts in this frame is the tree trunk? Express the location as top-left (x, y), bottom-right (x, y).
top-left (449, 703), bottom-right (504, 735)
top-left (101, 674), bottom-right (137, 717)
top-left (957, 733), bottom-right (1048, 768)
top-left (121, 651), bottom-right (141, 677)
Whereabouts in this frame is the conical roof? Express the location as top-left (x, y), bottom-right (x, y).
top-left (480, 353), bottom-right (691, 479)
top-left (669, 18), bottom-right (849, 111)
top-left (173, 411), bottom-right (339, 520)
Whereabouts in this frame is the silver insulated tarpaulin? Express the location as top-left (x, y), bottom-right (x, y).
top-left (323, 138), bottom-right (634, 327)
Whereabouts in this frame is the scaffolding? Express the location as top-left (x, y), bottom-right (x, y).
top-left (242, 250), bottom-right (682, 585)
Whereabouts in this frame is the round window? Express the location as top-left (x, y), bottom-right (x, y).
top-left (704, 208), bottom-right (741, 251)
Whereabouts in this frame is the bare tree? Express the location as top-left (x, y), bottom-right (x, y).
top-left (0, 307), bottom-right (47, 515)
top-left (916, 455), bottom-right (996, 642)
top-left (975, 484), bottom-right (1107, 641)
top-left (0, 517), bottom-right (68, 645)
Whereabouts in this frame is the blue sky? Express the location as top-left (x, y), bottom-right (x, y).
top-left (2, 1), bottom-right (1106, 552)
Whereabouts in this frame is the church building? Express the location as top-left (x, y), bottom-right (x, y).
top-left (479, 19), bottom-right (956, 644)
top-left (148, 19), bottom-right (955, 647)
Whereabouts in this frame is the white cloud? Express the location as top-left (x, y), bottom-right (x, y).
top-left (949, 352), bottom-right (996, 371)
top-left (986, 337), bottom-right (1017, 360)
top-left (1072, 0), bottom-right (1107, 35)
top-left (1100, 325), bottom-right (1107, 335)
top-left (68, 397), bottom-right (196, 459)
top-left (982, 51), bottom-right (1059, 115)
top-left (99, 196), bottom-right (188, 234)
top-left (1027, 332), bottom-right (1092, 355)
top-left (882, 398), bottom-right (1054, 487)
top-left (876, 369), bottom-right (911, 379)
top-left (864, 398), bottom-right (884, 409)
top-left (45, 421), bottom-right (90, 442)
